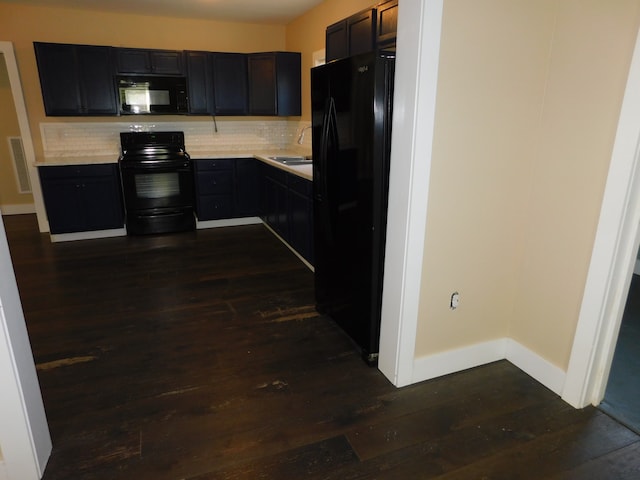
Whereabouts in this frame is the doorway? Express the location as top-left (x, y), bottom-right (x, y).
top-left (599, 266), bottom-right (640, 434)
top-left (0, 53), bottom-right (33, 214)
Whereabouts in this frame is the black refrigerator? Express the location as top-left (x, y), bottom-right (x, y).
top-left (311, 51), bottom-right (395, 366)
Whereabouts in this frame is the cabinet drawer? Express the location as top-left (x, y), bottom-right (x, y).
top-left (195, 159), bottom-right (234, 171)
top-left (288, 174), bottom-right (312, 197)
top-left (196, 170), bottom-right (233, 195)
top-left (39, 163), bottom-right (117, 180)
top-left (196, 194), bottom-right (234, 220)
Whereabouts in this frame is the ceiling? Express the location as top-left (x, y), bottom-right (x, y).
top-left (2, 0), bottom-right (325, 24)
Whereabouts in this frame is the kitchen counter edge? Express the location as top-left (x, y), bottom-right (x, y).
top-left (36, 152), bottom-right (313, 181)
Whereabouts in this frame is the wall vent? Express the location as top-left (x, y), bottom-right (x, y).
top-left (8, 136), bottom-right (31, 193)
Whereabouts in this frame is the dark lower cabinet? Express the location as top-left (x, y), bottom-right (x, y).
top-left (261, 163), bottom-right (313, 264)
top-left (288, 175), bottom-right (314, 264)
top-left (262, 165), bottom-right (289, 238)
top-left (34, 42), bottom-right (118, 116)
top-left (235, 159), bottom-right (260, 217)
top-left (194, 158), bottom-right (261, 221)
top-left (39, 164), bottom-right (124, 234)
top-left (194, 159), bottom-right (235, 220)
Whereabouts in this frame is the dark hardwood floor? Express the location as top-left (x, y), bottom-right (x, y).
top-left (3, 213), bottom-right (640, 479)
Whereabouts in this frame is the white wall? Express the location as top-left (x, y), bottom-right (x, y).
top-left (0, 210), bottom-right (51, 479)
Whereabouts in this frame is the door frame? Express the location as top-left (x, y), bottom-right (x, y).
top-left (562, 25), bottom-right (640, 408)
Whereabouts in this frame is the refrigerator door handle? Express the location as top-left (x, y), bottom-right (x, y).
top-left (319, 97), bottom-right (339, 246)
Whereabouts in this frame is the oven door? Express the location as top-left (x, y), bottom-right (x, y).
top-left (119, 159), bottom-right (194, 212)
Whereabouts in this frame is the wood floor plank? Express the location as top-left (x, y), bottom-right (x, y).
top-left (548, 441), bottom-right (640, 480)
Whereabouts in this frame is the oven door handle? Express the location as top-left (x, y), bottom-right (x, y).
top-left (120, 163), bottom-right (192, 172)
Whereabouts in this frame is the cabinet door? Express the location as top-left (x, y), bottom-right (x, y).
top-left (186, 51), bottom-right (212, 114)
top-left (34, 42), bottom-right (82, 116)
top-left (116, 49), bottom-right (151, 73)
top-left (212, 53), bottom-right (248, 115)
top-left (248, 53), bottom-right (301, 116)
top-left (288, 176), bottom-right (313, 263)
top-left (326, 20), bottom-right (348, 63)
top-left (348, 9), bottom-right (377, 56)
top-left (82, 175), bottom-right (125, 231)
top-left (40, 177), bottom-right (86, 234)
top-left (34, 42), bottom-right (117, 116)
top-left (39, 164), bottom-right (123, 234)
top-left (150, 50), bottom-right (184, 75)
top-left (377, 0), bottom-right (398, 48)
top-left (235, 159), bottom-right (260, 217)
top-left (76, 46), bottom-right (118, 115)
top-left (262, 166), bottom-right (289, 239)
top-left (248, 53), bottom-right (277, 116)
top-left (116, 48), bottom-right (183, 75)
top-left (274, 53), bottom-right (301, 117)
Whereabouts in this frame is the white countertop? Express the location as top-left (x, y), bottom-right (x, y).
top-left (37, 150), bottom-right (313, 181)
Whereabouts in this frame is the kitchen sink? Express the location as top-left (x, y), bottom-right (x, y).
top-left (268, 156), bottom-right (312, 166)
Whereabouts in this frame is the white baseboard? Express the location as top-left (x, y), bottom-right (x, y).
top-left (411, 338), bottom-right (567, 397)
top-left (50, 228), bottom-right (126, 243)
top-left (0, 203), bottom-right (35, 215)
top-left (505, 339), bottom-right (566, 395)
top-left (412, 339), bottom-right (506, 383)
top-left (196, 217), bottom-right (262, 229)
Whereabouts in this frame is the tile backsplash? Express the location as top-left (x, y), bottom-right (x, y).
top-left (40, 119), bottom-right (311, 158)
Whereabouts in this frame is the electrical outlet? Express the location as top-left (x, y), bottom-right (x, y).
top-left (450, 292), bottom-right (459, 310)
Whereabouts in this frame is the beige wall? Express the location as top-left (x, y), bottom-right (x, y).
top-left (511, 0), bottom-right (640, 368)
top-left (0, 52), bottom-right (30, 207)
top-left (0, 2), bottom-right (288, 162)
top-left (286, 0), bottom-right (375, 118)
top-left (416, 0), bottom-right (640, 371)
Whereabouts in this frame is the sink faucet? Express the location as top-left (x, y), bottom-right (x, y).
top-left (297, 125), bottom-right (312, 145)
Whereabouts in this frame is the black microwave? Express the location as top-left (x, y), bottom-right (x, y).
top-left (117, 76), bottom-right (188, 115)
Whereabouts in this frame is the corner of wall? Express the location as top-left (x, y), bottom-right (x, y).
top-left (411, 337), bottom-right (567, 399)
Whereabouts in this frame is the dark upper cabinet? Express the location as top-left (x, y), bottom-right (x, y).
top-left (248, 52), bottom-right (301, 116)
top-left (325, 8), bottom-right (376, 62)
top-left (212, 53), bottom-right (248, 115)
top-left (326, 20), bottom-right (348, 63)
top-left (348, 8), bottom-right (377, 56)
top-left (116, 48), bottom-right (184, 75)
top-left (325, 1), bottom-right (398, 62)
top-left (185, 51), bottom-right (213, 115)
top-left (377, 0), bottom-right (399, 48)
top-left (35, 41), bottom-right (300, 117)
top-left (34, 42), bottom-right (118, 116)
